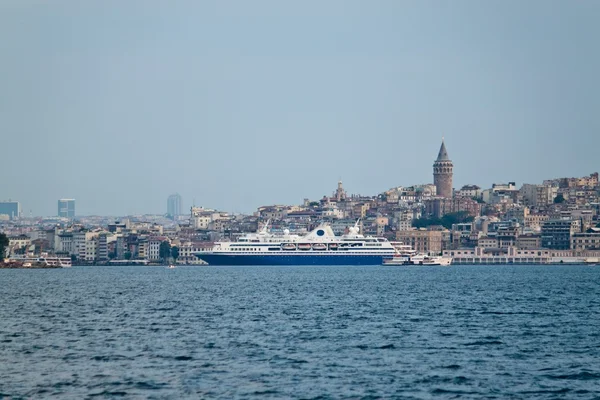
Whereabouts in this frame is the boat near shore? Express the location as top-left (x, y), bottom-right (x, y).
top-left (195, 221), bottom-right (396, 266)
top-left (409, 254), bottom-right (452, 266)
top-left (3, 256), bottom-right (72, 268)
top-left (383, 252), bottom-right (453, 266)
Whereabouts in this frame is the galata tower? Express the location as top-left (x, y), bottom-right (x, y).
top-left (433, 139), bottom-right (453, 198)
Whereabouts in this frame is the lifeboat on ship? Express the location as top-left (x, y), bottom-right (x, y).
top-left (329, 243), bottom-right (339, 250)
top-left (312, 243), bottom-right (327, 251)
top-left (298, 243), bottom-right (311, 250)
top-left (282, 243), bottom-right (296, 251)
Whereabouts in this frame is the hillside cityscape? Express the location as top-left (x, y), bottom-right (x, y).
top-left (2, 139), bottom-right (600, 265)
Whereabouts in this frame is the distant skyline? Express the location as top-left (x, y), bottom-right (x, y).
top-left (1, 1), bottom-right (599, 216)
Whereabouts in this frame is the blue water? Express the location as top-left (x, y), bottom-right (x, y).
top-left (1, 265), bottom-right (599, 399)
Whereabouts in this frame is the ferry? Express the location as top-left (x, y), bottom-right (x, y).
top-left (40, 257), bottom-right (72, 268)
top-left (195, 222), bottom-right (396, 266)
top-left (383, 242), bottom-right (418, 265)
top-left (410, 254), bottom-right (452, 266)
top-left (382, 244), bottom-right (453, 266)
top-left (7, 256), bottom-right (72, 268)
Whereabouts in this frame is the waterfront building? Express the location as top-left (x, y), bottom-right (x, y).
top-left (516, 234), bottom-right (542, 250)
top-left (72, 231), bottom-right (88, 259)
top-left (444, 247), bottom-right (552, 264)
top-left (55, 232), bottom-right (73, 254)
top-left (541, 219), bottom-right (578, 250)
top-left (58, 199), bottom-right (76, 218)
top-left (0, 201), bottom-right (21, 220)
top-left (571, 230), bottom-right (600, 251)
top-left (433, 139), bottom-right (453, 198)
top-left (148, 236), bottom-right (169, 261)
top-left (115, 235), bottom-right (127, 259)
top-left (8, 234), bottom-right (30, 255)
top-left (137, 238), bottom-right (148, 260)
top-left (478, 237), bottom-right (498, 248)
top-left (167, 194), bottom-right (182, 218)
top-left (85, 238), bottom-right (97, 262)
top-left (448, 222), bottom-right (475, 249)
top-left (97, 233), bottom-right (109, 261)
top-left (178, 242), bottom-right (210, 265)
top-left (396, 228), bottom-right (444, 255)
top-left (496, 225), bottom-right (520, 247)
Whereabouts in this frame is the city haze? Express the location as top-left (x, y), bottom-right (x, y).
top-left (1, 0), bottom-right (599, 216)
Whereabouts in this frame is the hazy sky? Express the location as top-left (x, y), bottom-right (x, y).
top-left (1, 1), bottom-right (599, 216)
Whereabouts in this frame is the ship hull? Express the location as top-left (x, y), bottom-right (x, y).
top-left (196, 253), bottom-right (389, 266)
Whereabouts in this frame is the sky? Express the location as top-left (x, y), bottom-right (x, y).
top-left (1, 0), bottom-right (599, 216)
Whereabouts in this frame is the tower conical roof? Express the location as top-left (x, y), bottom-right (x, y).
top-left (436, 140), bottom-right (450, 161)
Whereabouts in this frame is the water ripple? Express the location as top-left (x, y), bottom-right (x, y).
top-left (0, 265), bottom-right (599, 398)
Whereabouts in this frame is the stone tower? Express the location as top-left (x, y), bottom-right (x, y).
top-left (433, 139), bottom-right (453, 198)
top-left (335, 180), bottom-right (346, 201)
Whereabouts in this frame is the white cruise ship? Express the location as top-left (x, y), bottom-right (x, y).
top-left (195, 222), bottom-right (396, 266)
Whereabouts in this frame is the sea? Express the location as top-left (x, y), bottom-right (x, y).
top-left (0, 265), bottom-right (599, 399)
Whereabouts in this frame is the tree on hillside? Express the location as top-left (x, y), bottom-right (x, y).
top-left (440, 211), bottom-right (474, 228)
top-left (0, 233), bottom-right (8, 258)
top-left (413, 211), bottom-right (474, 230)
top-left (171, 246), bottom-right (179, 263)
top-left (554, 194), bottom-right (565, 204)
top-left (159, 241), bottom-right (171, 263)
top-left (413, 216), bottom-right (442, 229)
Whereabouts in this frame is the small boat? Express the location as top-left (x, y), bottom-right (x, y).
top-left (312, 243), bottom-right (327, 251)
top-left (382, 256), bottom-right (410, 265)
top-left (168, 264), bottom-right (176, 269)
top-left (416, 256), bottom-right (452, 266)
top-left (298, 243), bottom-right (311, 250)
top-left (282, 243), bottom-right (297, 251)
top-left (329, 243), bottom-right (339, 250)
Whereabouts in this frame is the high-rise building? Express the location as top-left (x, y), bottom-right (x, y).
top-left (433, 139), bottom-right (453, 198)
top-left (0, 201), bottom-right (21, 220)
top-left (167, 193), bottom-right (182, 218)
top-left (58, 199), bottom-right (76, 218)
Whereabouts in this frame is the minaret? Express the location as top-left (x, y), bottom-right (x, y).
top-left (433, 139), bottom-right (453, 198)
